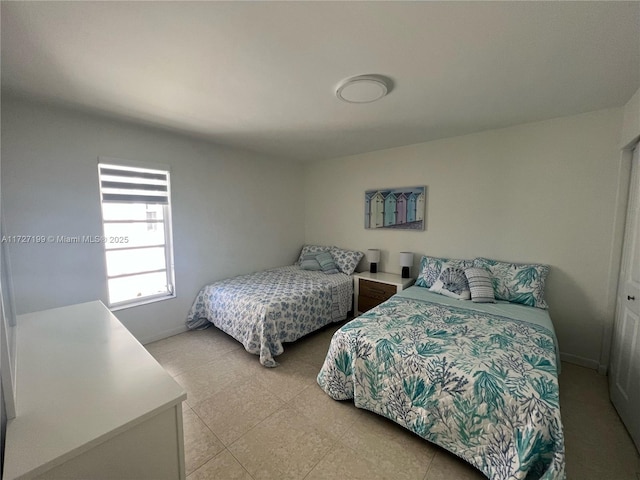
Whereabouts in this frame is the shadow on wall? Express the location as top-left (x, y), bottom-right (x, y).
top-left (545, 266), bottom-right (600, 364)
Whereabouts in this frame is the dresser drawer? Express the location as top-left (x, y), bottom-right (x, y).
top-left (359, 279), bottom-right (397, 301)
top-left (358, 295), bottom-right (385, 313)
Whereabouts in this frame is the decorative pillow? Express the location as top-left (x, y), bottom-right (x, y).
top-left (429, 265), bottom-right (471, 300)
top-left (473, 257), bottom-right (549, 309)
top-left (316, 251), bottom-right (339, 274)
top-left (464, 267), bottom-right (496, 303)
top-left (300, 253), bottom-right (322, 271)
top-left (330, 247), bottom-right (364, 275)
top-left (415, 256), bottom-right (474, 288)
top-left (296, 245), bottom-right (332, 265)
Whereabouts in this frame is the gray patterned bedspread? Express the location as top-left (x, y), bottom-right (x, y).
top-left (186, 265), bottom-right (352, 367)
top-left (318, 287), bottom-right (565, 480)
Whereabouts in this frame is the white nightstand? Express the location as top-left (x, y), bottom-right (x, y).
top-left (353, 271), bottom-right (415, 315)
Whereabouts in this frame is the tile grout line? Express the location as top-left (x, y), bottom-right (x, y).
top-left (297, 404), bottom-right (358, 480)
top-left (421, 450), bottom-right (439, 480)
top-left (189, 378), bottom-right (287, 448)
top-left (300, 443), bottom-right (338, 480)
top-left (225, 403), bottom-right (289, 449)
top-left (223, 405), bottom-right (292, 479)
top-left (224, 446), bottom-right (258, 480)
top-left (183, 407), bottom-right (225, 475)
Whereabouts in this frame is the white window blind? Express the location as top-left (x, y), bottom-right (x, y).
top-left (98, 161), bottom-right (176, 308)
top-left (99, 165), bottom-right (169, 204)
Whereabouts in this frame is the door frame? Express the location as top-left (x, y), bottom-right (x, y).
top-left (600, 138), bottom-right (640, 374)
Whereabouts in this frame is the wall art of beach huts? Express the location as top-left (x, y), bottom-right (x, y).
top-left (365, 186), bottom-right (426, 230)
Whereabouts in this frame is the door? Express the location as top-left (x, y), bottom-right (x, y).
top-left (610, 145), bottom-right (640, 453)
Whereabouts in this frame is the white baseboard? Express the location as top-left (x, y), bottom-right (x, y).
top-left (141, 325), bottom-right (189, 345)
top-left (560, 352), bottom-right (602, 372)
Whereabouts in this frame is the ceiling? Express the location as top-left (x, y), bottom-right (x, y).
top-left (2, 1), bottom-right (639, 162)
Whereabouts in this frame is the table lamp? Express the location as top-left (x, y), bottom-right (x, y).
top-left (400, 252), bottom-right (414, 278)
top-left (367, 249), bottom-right (381, 273)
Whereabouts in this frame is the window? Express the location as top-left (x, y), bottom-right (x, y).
top-left (98, 160), bottom-right (175, 308)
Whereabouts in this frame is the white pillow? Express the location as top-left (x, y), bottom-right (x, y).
top-left (429, 265), bottom-right (471, 300)
top-left (464, 267), bottom-right (496, 303)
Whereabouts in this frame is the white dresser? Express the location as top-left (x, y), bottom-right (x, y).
top-left (3, 301), bottom-right (187, 480)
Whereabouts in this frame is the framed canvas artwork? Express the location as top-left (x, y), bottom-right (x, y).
top-left (365, 186), bottom-right (426, 230)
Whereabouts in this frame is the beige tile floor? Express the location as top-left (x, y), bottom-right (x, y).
top-left (146, 321), bottom-right (640, 480)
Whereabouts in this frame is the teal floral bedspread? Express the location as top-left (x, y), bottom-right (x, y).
top-left (317, 290), bottom-right (565, 479)
top-left (187, 266), bottom-right (352, 367)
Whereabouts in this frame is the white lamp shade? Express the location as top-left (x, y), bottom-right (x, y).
top-left (399, 252), bottom-right (414, 267)
top-left (367, 249), bottom-right (381, 263)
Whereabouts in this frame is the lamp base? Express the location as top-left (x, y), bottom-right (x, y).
top-left (370, 263), bottom-right (378, 274)
top-left (401, 266), bottom-right (410, 278)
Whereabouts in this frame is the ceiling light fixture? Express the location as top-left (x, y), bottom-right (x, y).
top-left (336, 74), bottom-right (392, 104)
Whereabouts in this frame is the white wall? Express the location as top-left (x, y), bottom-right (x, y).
top-left (1, 96), bottom-right (305, 343)
top-left (305, 108), bottom-right (624, 369)
top-left (621, 87), bottom-right (640, 148)
top-left (1, 94), bottom-right (631, 369)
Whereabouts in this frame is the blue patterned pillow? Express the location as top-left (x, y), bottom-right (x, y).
top-left (316, 251), bottom-right (339, 274)
top-left (300, 254), bottom-right (322, 270)
top-left (429, 265), bottom-right (471, 300)
top-left (473, 257), bottom-right (549, 309)
top-left (415, 256), bottom-right (474, 288)
top-left (296, 245), bottom-right (332, 265)
top-left (330, 247), bottom-right (364, 275)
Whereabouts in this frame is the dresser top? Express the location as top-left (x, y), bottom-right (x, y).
top-left (3, 301), bottom-right (186, 480)
top-left (354, 271), bottom-right (415, 288)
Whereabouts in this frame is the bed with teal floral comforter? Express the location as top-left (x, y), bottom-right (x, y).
top-left (187, 265), bottom-right (352, 367)
top-left (317, 287), bottom-right (565, 480)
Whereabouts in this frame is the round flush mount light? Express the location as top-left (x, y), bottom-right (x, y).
top-left (336, 74), bottom-right (392, 104)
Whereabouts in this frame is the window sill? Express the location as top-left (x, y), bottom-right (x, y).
top-left (109, 292), bottom-right (176, 312)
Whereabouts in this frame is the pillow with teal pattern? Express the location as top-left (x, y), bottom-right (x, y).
top-left (316, 251), bottom-right (339, 274)
top-left (300, 254), bottom-right (322, 271)
top-left (330, 247), bottom-right (364, 275)
top-left (429, 264), bottom-right (471, 300)
top-left (296, 245), bottom-right (332, 265)
top-left (415, 255), bottom-right (474, 288)
top-left (473, 257), bottom-right (549, 309)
